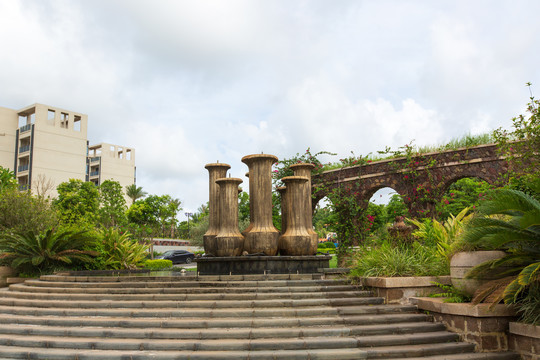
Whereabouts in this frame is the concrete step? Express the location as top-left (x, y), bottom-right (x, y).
top-left (0, 303), bottom-right (415, 318)
top-left (0, 322), bottom-right (446, 339)
top-left (0, 312), bottom-right (432, 329)
top-left (0, 345), bottom-right (369, 359)
top-left (403, 353), bottom-right (521, 360)
top-left (0, 331), bottom-right (459, 351)
top-left (9, 282), bottom-right (362, 293)
top-left (0, 296), bottom-right (384, 309)
top-left (1, 289), bottom-right (372, 301)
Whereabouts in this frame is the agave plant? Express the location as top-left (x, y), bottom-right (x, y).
top-left (0, 227), bottom-right (98, 273)
top-left (462, 179), bottom-right (540, 305)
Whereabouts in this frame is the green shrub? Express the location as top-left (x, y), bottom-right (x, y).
top-left (91, 228), bottom-right (149, 270)
top-left (349, 241), bottom-right (448, 278)
top-left (143, 259), bottom-right (173, 270)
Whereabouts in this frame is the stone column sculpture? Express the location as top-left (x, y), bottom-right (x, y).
top-left (278, 176), bottom-right (317, 256)
top-left (241, 154), bottom-right (280, 255)
top-left (203, 163), bottom-right (230, 256)
top-left (290, 163), bottom-right (318, 245)
top-left (215, 177), bottom-right (244, 257)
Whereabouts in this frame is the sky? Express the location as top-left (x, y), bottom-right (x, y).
top-left (1, 0), bottom-right (539, 219)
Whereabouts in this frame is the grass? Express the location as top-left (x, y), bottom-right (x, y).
top-left (329, 255), bottom-right (337, 269)
top-left (320, 132), bottom-right (494, 172)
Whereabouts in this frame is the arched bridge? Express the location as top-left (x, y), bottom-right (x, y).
top-left (312, 144), bottom-right (507, 218)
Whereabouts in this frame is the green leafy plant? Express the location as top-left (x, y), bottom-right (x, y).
top-left (93, 228), bottom-right (149, 270)
top-left (408, 207), bottom-right (472, 261)
top-left (349, 240), bottom-right (448, 278)
top-left (0, 227), bottom-right (97, 274)
top-left (430, 282), bottom-right (472, 303)
top-left (462, 180), bottom-right (540, 306)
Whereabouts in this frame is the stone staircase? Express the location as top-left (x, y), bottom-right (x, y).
top-left (0, 273), bottom-right (520, 359)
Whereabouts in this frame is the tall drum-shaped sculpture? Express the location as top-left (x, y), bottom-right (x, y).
top-left (290, 163), bottom-right (318, 245)
top-left (203, 163), bottom-right (230, 256)
top-left (279, 176), bottom-right (317, 255)
top-left (241, 154), bottom-right (280, 255)
top-left (215, 177), bottom-right (244, 257)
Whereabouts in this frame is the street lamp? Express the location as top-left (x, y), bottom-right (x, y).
top-left (185, 212), bottom-right (193, 238)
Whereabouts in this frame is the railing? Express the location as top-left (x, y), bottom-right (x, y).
top-left (19, 124), bottom-right (32, 133)
top-left (17, 164), bottom-right (29, 172)
top-left (90, 157), bottom-right (100, 163)
top-left (18, 184), bottom-right (29, 191)
top-left (19, 145), bottom-right (30, 153)
top-left (90, 171), bottom-right (100, 177)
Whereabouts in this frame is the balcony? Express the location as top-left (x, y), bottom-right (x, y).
top-left (19, 124), bottom-right (32, 133)
top-left (90, 171), bottom-right (100, 177)
top-left (18, 164), bottom-right (29, 172)
top-left (19, 145), bottom-right (30, 154)
top-left (90, 157), bottom-right (100, 163)
top-left (18, 184), bottom-right (29, 191)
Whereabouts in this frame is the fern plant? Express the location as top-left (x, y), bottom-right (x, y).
top-left (95, 228), bottom-right (149, 270)
top-left (430, 281), bottom-right (472, 303)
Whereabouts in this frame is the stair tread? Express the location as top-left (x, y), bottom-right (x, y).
top-left (0, 321), bottom-right (445, 339)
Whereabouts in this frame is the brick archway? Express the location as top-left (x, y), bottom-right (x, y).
top-left (312, 144), bottom-right (507, 218)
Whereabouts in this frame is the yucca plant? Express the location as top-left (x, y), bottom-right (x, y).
top-left (0, 227), bottom-right (98, 274)
top-left (461, 179), bottom-right (540, 306)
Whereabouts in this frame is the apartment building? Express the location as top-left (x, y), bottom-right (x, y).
top-left (0, 103), bottom-right (135, 198)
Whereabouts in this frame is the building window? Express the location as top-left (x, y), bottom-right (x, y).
top-left (60, 112), bottom-right (69, 129)
top-left (74, 115), bottom-right (81, 132)
top-left (47, 110), bottom-right (55, 125)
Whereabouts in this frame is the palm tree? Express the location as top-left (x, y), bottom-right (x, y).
top-left (125, 184), bottom-right (147, 205)
top-left (168, 198), bottom-right (182, 238)
top-left (462, 179), bottom-right (540, 305)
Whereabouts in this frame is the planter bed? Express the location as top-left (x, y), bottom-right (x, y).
top-left (508, 322), bottom-right (540, 360)
top-left (358, 276), bottom-right (451, 304)
top-left (412, 297), bottom-right (517, 352)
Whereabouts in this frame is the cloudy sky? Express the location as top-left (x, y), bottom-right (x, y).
top-left (1, 0), bottom-right (539, 218)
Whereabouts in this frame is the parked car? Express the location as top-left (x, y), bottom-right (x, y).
top-left (156, 250), bottom-right (195, 264)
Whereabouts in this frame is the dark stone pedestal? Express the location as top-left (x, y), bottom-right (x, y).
top-left (195, 255), bottom-right (331, 275)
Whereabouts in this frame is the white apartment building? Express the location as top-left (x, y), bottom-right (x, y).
top-left (0, 103), bottom-right (135, 198)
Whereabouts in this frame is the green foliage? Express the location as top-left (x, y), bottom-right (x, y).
top-left (125, 184), bottom-right (147, 205)
top-left (92, 228), bottom-right (149, 270)
top-left (430, 282), bottom-right (472, 303)
top-left (462, 180), bottom-right (540, 305)
top-left (313, 205), bottom-right (338, 238)
top-left (384, 194), bottom-right (409, 223)
top-left (55, 179), bottom-right (100, 226)
top-left (408, 207), bottom-right (472, 261)
top-left (0, 166), bottom-right (17, 192)
top-left (272, 148), bottom-right (335, 187)
top-left (0, 188), bottom-right (59, 235)
top-left (99, 180), bottom-right (127, 227)
top-left (515, 282), bottom-right (540, 325)
top-left (493, 94), bottom-right (540, 178)
top-left (437, 178), bottom-right (492, 219)
top-left (349, 241), bottom-right (449, 278)
top-left (188, 215), bottom-right (208, 247)
top-left (0, 227), bottom-right (97, 274)
top-left (143, 259), bottom-right (173, 270)
top-left (238, 192), bottom-right (250, 222)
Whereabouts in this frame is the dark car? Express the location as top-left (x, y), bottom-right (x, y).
top-left (156, 250), bottom-right (195, 264)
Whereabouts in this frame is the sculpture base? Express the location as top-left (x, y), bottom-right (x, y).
top-left (195, 255), bottom-right (331, 275)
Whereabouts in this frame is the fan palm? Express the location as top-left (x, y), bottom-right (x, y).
top-left (125, 184), bottom-right (147, 205)
top-left (462, 179), bottom-right (540, 305)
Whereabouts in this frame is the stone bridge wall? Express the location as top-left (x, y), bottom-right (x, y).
top-left (312, 144), bottom-right (508, 218)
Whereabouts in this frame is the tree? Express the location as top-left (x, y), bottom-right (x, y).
top-left (384, 194), bottom-right (409, 223)
top-left (0, 188), bottom-right (58, 236)
top-left (99, 180), bottom-right (127, 228)
top-left (125, 184), bottom-right (147, 205)
top-left (437, 178), bottom-right (492, 220)
top-left (54, 179), bottom-right (100, 226)
top-left (167, 197), bottom-right (182, 238)
top-left (0, 166), bottom-right (17, 193)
